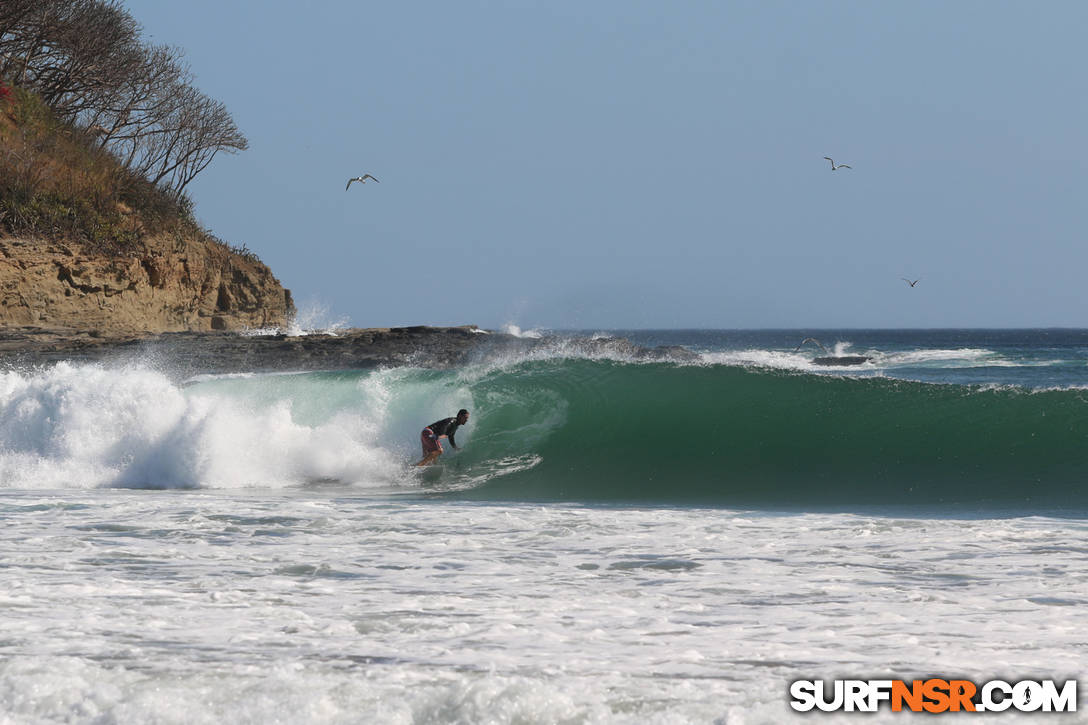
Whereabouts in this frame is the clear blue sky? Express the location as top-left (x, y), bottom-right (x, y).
top-left (124, 1), bottom-right (1088, 329)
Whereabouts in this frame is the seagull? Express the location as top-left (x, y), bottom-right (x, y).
top-left (346, 174), bottom-right (380, 189)
top-left (793, 337), bottom-right (830, 354)
top-left (823, 156), bottom-right (852, 170)
top-left (901, 278), bottom-right (920, 287)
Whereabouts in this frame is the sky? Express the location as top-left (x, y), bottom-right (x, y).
top-left (122, 1), bottom-right (1088, 330)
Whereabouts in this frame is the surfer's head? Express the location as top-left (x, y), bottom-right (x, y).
top-left (457, 409), bottom-right (469, 424)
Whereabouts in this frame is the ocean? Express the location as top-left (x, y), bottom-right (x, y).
top-left (1, 329), bottom-right (1086, 723)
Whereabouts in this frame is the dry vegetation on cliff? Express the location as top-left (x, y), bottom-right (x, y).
top-left (0, 84), bottom-right (249, 260)
top-left (0, 0), bottom-right (248, 249)
top-left (0, 1), bottom-right (293, 335)
top-left (0, 84), bottom-right (292, 334)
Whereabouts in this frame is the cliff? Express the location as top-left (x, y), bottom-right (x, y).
top-left (0, 85), bottom-right (293, 334)
top-left (0, 233), bottom-right (293, 334)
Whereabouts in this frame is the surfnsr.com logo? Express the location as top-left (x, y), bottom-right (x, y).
top-left (790, 679), bottom-right (1077, 713)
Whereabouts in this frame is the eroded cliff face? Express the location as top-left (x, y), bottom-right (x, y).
top-left (0, 233), bottom-right (293, 334)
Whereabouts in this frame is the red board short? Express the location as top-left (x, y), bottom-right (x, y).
top-left (420, 427), bottom-right (441, 455)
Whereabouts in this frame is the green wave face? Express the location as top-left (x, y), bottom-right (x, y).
top-left (447, 359), bottom-right (1088, 508)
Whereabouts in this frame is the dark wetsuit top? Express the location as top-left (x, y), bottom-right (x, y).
top-left (427, 418), bottom-right (462, 448)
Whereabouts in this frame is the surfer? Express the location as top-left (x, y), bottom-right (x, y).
top-left (416, 409), bottom-right (469, 466)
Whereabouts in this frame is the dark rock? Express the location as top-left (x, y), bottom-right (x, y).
top-left (813, 355), bottom-right (871, 366)
top-left (0, 325), bottom-right (700, 378)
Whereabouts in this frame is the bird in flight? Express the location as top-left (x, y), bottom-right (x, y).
top-left (346, 174), bottom-right (380, 189)
top-left (823, 157), bottom-right (851, 170)
top-left (901, 278), bottom-right (920, 287)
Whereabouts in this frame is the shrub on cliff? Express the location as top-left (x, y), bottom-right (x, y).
top-left (0, 1), bottom-right (247, 201)
top-left (0, 84), bottom-right (193, 252)
top-left (0, 1), bottom-right (254, 261)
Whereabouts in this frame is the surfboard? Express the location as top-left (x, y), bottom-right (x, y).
top-left (411, 464), bottom-right (445, 482)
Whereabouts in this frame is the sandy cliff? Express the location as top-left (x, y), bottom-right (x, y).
top-left (0, 84), bottom-right (292, 334)
top-left (0, 233), bottom-right (293, 334)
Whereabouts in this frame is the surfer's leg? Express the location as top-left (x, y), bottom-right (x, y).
top-left (416, 450), bottom-right (441, 466)
top-left (417, 428), bottom-right (442, 466)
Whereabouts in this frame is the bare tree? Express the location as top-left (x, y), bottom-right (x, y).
top-left (0, 0), bottom-right (45, 76)
top-left (163, 95), bottom-right (248, 198)
top-left (80, 43), bottom-right (187, 151)
top-left (1, 0), bottom-right (248, 199)
top-left (34, 1), bottom-right (141, 118)
top-left (144, 85), bottom-right (247, 198)
top-left (0, 0), bottom-right (79, 87)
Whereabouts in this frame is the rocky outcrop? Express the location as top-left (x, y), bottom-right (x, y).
top-left (0, 326), bottom-right (700, 378)
top-left (0, 234), bottom-right (293, 334)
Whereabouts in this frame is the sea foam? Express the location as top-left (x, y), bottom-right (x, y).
top-left (0, 364), bottom-right (402, 490)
